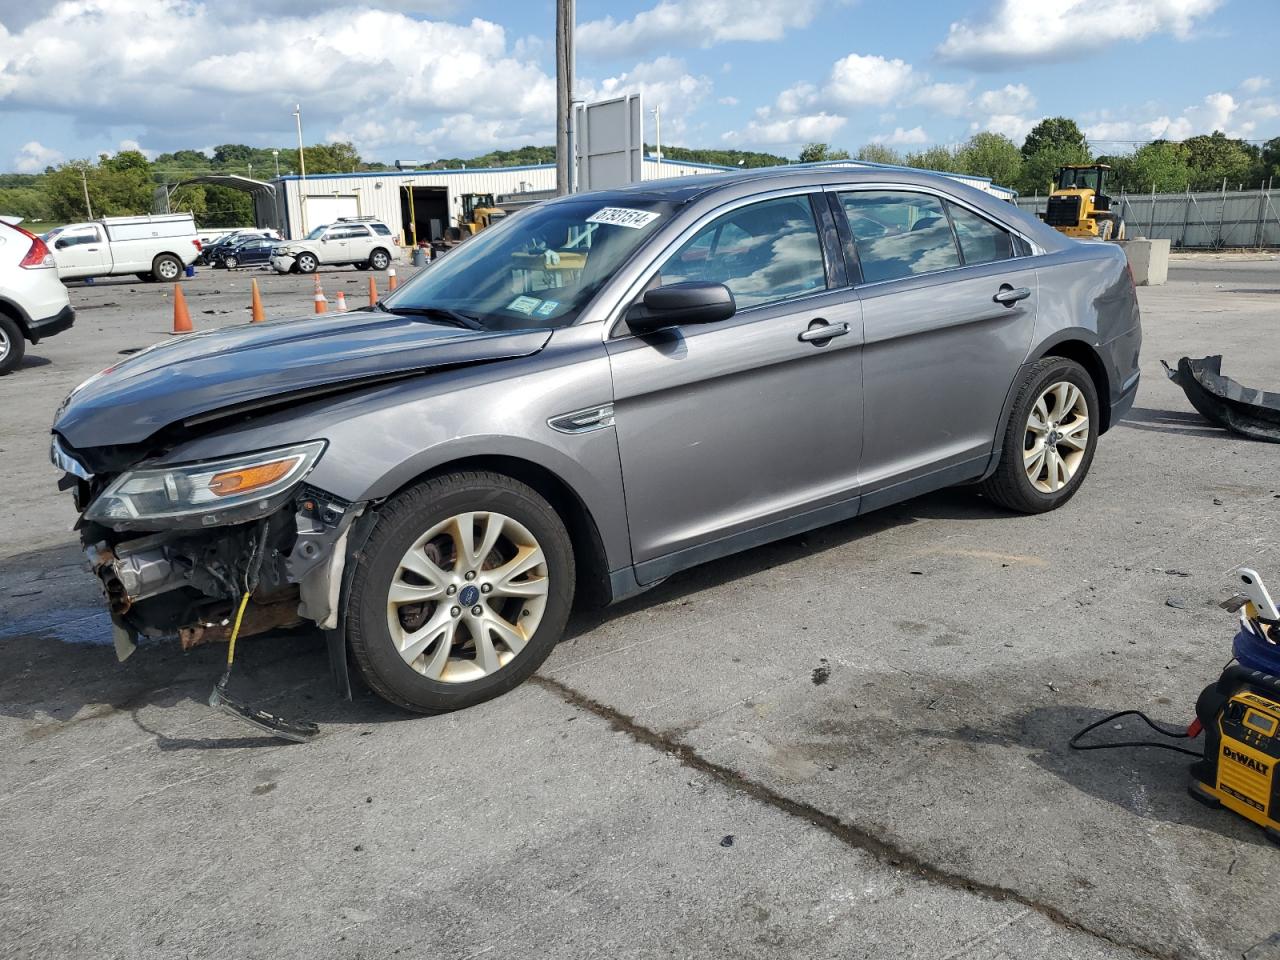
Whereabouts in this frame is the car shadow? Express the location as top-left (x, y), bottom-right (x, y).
top-left (0, 486), bottom-right (1013, 743)
top-left (1120, 406), bottom-right (1233, 440)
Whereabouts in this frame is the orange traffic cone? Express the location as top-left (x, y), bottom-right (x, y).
top-left (250, 279), bottom-right (265, 323)
top-left (335, 290), bottom-right (347, 312)
top-left (171, 284), bottom-right (193, 334)
top-left (388, 267), bottom-right (397, 291)
top-left (367, 276), bottom-right (378, 306)
top-left (313, 274), bottom-right (327, 314)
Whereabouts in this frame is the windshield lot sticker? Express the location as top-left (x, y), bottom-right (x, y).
top-left (586, 207), bottom-right (660, 229)
top-left (507, 295), bottom-right (542, 315)
top-left (534, 300), bottom-right (560, 317)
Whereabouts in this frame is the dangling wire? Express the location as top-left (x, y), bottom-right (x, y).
top-left (1069, 710), bottom-right (1203, 758)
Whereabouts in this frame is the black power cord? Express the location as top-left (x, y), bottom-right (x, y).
top-left (1069, 710), bottom-right (1204, 758)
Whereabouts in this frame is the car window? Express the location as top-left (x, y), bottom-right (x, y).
top-left (372, 223), bottom-right (391, 236)
top-left (59, 227), bottom-right (100, 247)
top-left (839, 191), bottom-right (960, 283)
top-left (659, 195), bottom-right (827, 309)
top-left (946, 202), bottom-right (1014, 265)
top-left (324, 228), bottom-right (350, 240)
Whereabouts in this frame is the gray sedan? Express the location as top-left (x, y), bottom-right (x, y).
top-left (52, 167), bottom-right (1141, 713)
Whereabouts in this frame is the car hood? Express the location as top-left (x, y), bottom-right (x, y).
top-left (54, 311), bottom-right (552, 448)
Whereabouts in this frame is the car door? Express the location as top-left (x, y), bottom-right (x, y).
top-left (606, 191), bottom-right (864, 582)
top-left (833, 188), bottom-right (1037, 507)
top-left (346, 225), bottom-right (374, 261)
top-left (52, 225), bottom-right (110, 278)
top-left (241, 239), bottom-right (267, 265)
top-left (321, 226), bottom-right (349, 263)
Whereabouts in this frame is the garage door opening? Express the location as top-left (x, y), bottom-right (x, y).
top-left (400, 186), bottom-right (448, 246)
top-left (303, 195), bottom-right (360, 234)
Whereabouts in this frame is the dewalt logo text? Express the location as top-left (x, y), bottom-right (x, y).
top-left (1223, 744), bottom-right (1270, 776)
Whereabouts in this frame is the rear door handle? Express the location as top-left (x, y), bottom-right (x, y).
top-left (993, 285), bottom-right (1031, 306)
top-left (798, 320), bottom-right (850, 344)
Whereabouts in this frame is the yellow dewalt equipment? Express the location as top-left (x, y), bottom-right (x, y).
top-left (1041, 164), bottom-right (1127, 241)
top-left (1072, 567), bottom-right (1280, 845)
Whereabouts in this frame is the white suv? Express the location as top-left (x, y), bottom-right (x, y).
top-left (270, 217), bottom-right (401, 274)
top-left (0, 221), bottom-right (74, 375)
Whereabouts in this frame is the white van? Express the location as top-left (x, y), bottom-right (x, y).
top-left (46, 213), bottom-right (202, 283)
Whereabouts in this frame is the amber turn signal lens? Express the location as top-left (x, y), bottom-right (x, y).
top-left (208, 459), bottom-right (295, 497)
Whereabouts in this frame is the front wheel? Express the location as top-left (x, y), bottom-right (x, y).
top-left (369, 248), bottom-right (390, 270)
top-left (296, 252), bottom-right (318, 274)
top-left (347, 472), bottom-right (575, 713)
top-left (980, 357), bottom-right (1099, 514)
top-left (223, 255), bottom-right (238, 269)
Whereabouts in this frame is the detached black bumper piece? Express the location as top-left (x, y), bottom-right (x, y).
top-left (1162, 355), bottom-right (1280, 443)
top-left (27, 304), bottom-right (75, 344)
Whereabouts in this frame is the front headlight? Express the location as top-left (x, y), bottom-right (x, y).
top-left (84, 441), bottom-right (326, 526)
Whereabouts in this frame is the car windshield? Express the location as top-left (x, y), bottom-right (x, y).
top-left (382, 198), bottom-right (676, 330)
top-left (304, 224), bottom-right (328, 240)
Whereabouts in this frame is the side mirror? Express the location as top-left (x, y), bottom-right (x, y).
top-left (626, 281), bottom-right (736, 335)
top-left (320, 236), bottom-right (329, 242)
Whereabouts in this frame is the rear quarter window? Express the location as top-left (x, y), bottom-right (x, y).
top-left (372, 224), bottom-right (392, 236)
top-left (946, 203), bottom-right (1015, 265)
top-left (840, 191), bottom-right (960, 283)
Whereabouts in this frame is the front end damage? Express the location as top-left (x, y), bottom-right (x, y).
top-left (69, 464), bottom-right (365, 694)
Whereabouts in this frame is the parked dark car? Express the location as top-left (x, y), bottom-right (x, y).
top-left (214, 236), bottom-right (281, 269)
top-left (52, 166), bottom-right (1141, 715)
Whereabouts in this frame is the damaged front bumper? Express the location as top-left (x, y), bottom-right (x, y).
top-left (83, 485), bottom-right (367, 697)
top-left (1162, 355), bottom-right (1280, 443)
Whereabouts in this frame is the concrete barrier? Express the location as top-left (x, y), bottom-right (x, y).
top-left (1116, 238), bottom-right (1170, 286)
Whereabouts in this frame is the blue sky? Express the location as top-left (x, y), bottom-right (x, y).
top-left (0, 0), bottom-right (1275, 172)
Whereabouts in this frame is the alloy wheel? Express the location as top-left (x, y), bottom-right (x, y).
top-left (0, 327), bottom-right (10, 364)
top-left (1023, 380), bottom-right (1090, 493)
top-left (385, 511), bottom-right (550, 683)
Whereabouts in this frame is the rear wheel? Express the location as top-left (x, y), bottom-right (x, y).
top-left (369, 248), bottom-right (390, 270)
top-left (152, 254), bottom-right (182, 282)
top-left (347, 471), bottom-right (575, 713)
top-left (353, 261), bottom-right (369, 271)
top-left (135, 272), bottom-right (153, 282)
top-left (0, 313), bottom-right (25, 375)
top-left (223, 255), bottom-right (238, 269)
top-left (296, 252), bottom-right (318, 274)
top-left (981, 357), bottom-right (1099, 514)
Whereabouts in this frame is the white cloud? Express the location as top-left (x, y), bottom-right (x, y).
top-left (116, 139), bottom-right (157, 160)
top-left (12, 140), bottom-right (64, 173)
top-left (912, 81), bottom-right (973, 116)
top-left (0, 1), bottom-right (556, 161)
top-left (775, 82), bottom-right (819, 115)
top-left (1082, 89), bottom-right (1278, 144)
top-left (871, 126), bottom-right (928, 146)
top-left (973, 114), bottom-right (1035, 142)
top-left (1241, 76), bottom-right (1270, 94)
top-left (937, 0), bottom-right (1223, 67)
top-left (579, 57), bottom-right (712, 140)
top-left (724, 113), bottom-right (847, 147)
top-left (579, 0), bottom-right (821, 56)
top-left (718, 96), bottom-right (740, 106)
top-left (825, 54), bottom-right (915, 107)
top-left (976, 83), bottom-right (1036, 115)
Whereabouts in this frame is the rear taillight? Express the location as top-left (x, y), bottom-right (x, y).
top-left (14, 224), bottom-right (54, 268)
top-left (193, 238), bottom-right (203, 251)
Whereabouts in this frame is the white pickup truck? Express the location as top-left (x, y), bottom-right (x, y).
top-left (45, 213), bottom-right (202, 283)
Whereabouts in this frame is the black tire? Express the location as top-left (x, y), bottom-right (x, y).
top-left (0, 312), bottom-right (25, 375)
top-left (369, 248), bottom-right (390, 271)
top-left (347, 471), bottom-right (575, 713)
top-left (980, 357), bottom-right (1099, 514)
top-left (1113, 217), bottom-right (1126, 241)
top-left (1097, 219), bottom-right (1114, 242)
top-left (223, 255), bottom-right (238, 269)
top-left (296, 252), bottom-right (318, 274)
top-left (353, 261), bottom-right (369, 271)
top-left (136, 272), bottom-right (154, 282)
top-left (152, 254), bottom-right (182, 282)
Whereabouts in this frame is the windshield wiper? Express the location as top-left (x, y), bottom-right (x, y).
top-left (381, 305), bottom-right (486, 330)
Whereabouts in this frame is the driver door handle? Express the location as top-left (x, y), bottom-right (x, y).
top-left (798, 320), bottom-right (850, 343)
top-left (993, 285), bottom-right (1031, 306)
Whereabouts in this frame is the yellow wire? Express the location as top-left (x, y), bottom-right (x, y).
top-left (226, 591), bottom-right (252, 667)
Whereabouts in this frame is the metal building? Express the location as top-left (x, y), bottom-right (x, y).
top-left (270, 157), bottom-right (732, 242)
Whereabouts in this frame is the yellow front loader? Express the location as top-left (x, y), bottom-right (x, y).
top-left (1041, 164), bottom-right (1127, 241)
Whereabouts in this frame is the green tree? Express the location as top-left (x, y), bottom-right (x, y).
top-left (904, 145), bottom-right (958, 172)
top-left (202, 185), bottom-right (254, 227)
top-left (1109, 141), bottom-right (1192, 192)
top-left (1021, 117), bottom-right (1089, 159)
top-left (1182, 131), bottom-right (1261, 190)
top-left (798, 142), bottom-right (850, 163)
top-left (955, 132), bottom-right (1022, 187)
top-left (1262, 137), bottom-right (1280, 183)
top-left (855, 144), bottom-right (903, 165)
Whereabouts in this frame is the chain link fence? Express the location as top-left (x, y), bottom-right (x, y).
top-left (1014, 187), bottom-right (1280, 249)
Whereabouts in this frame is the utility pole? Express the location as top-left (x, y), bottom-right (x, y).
top-left (294, 104), bottom-right (309, 234)
top-left (272, 150), bottom-right (280, 178)
top-left (555, 0), bottom-right (574, 195)
top-left (652, 105), bottom-right (661, 163)
top-left (80, 167), bottom-right (93, 219)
